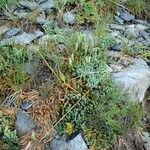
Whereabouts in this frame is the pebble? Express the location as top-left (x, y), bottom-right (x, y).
top-left (21, 100), bottom-right (32, 111)
top-left (38, 0), bottom-right (54, 12)
top-left (5, 28), bottom-right (20, 38)
top-left (63, 11), bottom-right (76, 25)
top-left (19, 1), bottom-right (38, 11)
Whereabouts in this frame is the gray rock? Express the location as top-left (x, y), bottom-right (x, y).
top-left (142, 132), bottom-right (150, 150)
top-left (36, 16), bottom-right (48, 25)
top-left (69, 134), bottom-right (88, 150)
top-left (81, 30), bottom-right (95, 44)
top-left (14, 11), bottom-right (28, 19)
top-left (63, 12), bottom-right (76, 25)
top-left (112, 59), bottom-right (150, 102)
top-left (50, 139), bottom-right (71, 150)
top-left (19, 1), bottom-right (38, 11)
top-left (135, 19), bottom-right (149, 26)
top-left (120, 10), bottom-right (135, 22)
top-left (115, 16), bottom-right (124, 25)
top-left (1, 31), bottom-right (43, 45)
top-left (136, 24), bottom-right (148, 31)
top-left (111, 43), bottom-right (122, 51)
top-left (38, 0), bottom-right (47, 4)
top-left (21, 100), bottom-right (32, 111)
top-left (5, 28), bottom-right (20, 38)
top-left (38, 0), bottom-right (54, 11)
top-left (141, 31), bottom-right (150, 42)
top-left (110, 24), bottom-right (125, 31)
top-left (50, 134), bottom-right (88, 150)
top-left (15, 110), bottom-right (36, 136)
top-left (124, 25), bottom-right (139, 38)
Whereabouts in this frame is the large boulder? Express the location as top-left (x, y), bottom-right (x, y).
top-left (112, 59), bottom-right (150, 102)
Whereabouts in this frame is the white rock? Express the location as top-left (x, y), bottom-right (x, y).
top-left (112, 59), bottom-right (150, 102)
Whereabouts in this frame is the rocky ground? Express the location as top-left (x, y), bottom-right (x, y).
top-left (0, 0), bottom-right (150, 150)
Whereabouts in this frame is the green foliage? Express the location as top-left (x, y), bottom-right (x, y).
top-left (56, 32), bottom-right (142, 149)
top-left (0, 111), bottom-right (19, 150)
top-left (0, 0), bottom-right (18, 11)
top-left (125, 0), bottom-right (146, 15)
top-left (0, 46), bottom-right (27, 92)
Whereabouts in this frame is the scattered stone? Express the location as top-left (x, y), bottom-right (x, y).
top-left (110, 24), bottom-right (125, 31)
top-left (21, 100), bottom-right (32, 111)
top-left (14, 11), bottom-right (28, 19)
top-left (15, 110), bottom-right (36, 136)
top-left (63, 11), bottom-right (76, 25)
top-left (19, 1), bottom-right (38, 11)
top-left (38, 0), bottom-right (54, 12)
top-left (50, 134), bottom-right (88, 150)
top-left (111, 43), bottom-right (122, 51)
top-left (36, 16), bottom-right (48, 25)
top-left (142, 132), bottom-right (150, 150)
top-left (1, 31), bottom-right (43, 45)
top-left (124, 25), bottom-right (139, 38)
top-left (136, 24), bottom-right (148, 31)
top-left (114, 16), bottom-right (124, 25)
top-left (112, 58), bottom-right (150, 102)
top-left (141, 31), bottom-right (150, 42)
top-left (135, 19), bottom-right (149, 26)
top-left (120, 9), bottom-right (135, 22)
top-left (38, 0), bottom-right (47, 4)
top-left (5, 28), bottom-right (20, 38)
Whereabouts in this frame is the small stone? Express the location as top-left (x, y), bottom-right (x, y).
top-left (136, 24), bottom-right (148, 31)
top-left (120, 9), bottom-right (135, 22)
top-left (114, 16), bottom-right (124, 25)
top-left (36, 16), bottom-right (48, 25)
top-left (21, 100), bottom-right (32, 111)
top-left (19, 1), bottom-right (38, 11)
top-left (63, 11), bottom-right (76, 25)
top-left (5, 28), bottom-right (20, 38)
top-left (111, 43), bottom-right (122, 51)
top-left (15, 110), bottom-right (36, 136)
top-left (38, 0), bottom-right (54, 12)
top-left (124, 25), bottom-right (139, 38)
top-left (135, 19), bottom-right (149, 26)
top-left (14, 11), bottom-right (28, 19)
top-left (38, 0), bottom-right (47, 4)
top-left (141, 31), bottom-right (150, 41)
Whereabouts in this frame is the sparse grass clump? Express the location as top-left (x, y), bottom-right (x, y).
top-left (56, 32), bottom-right (142, 149)
top-left (0, 46), bottom-right (27, 95)
top-left (0, 0), bottom-right (18, 11)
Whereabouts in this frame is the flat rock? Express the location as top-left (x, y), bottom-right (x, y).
top-left (111, 43), bottom-right (122, 51)
top-left (69, 134), bottom-right (88, 150)
top-left (110, 24), bottom-right (125, 31)
top-left (50, 134), bottom-right (88, 150)
top-left (63, 11), bottom-right (76, 25)
top-left (14, 11), bottom-right (29, 19)
top-left (5, 28), bottom-right (20, 38)
top-left (36, 16), bottom-right (48, 25)
top-left (112, 59), bottom-right (150, 102)
top-left (120, 9), bottom-right (135, 22)
top-left (114, 16), bottom-right (124, 25)
top-left (38, 0), bottom-right (54, 11)
top-left (15, 110), bottom-right (36, 136)
top-left (0, 31), bottom-right (43, 45)
top-left (19, 1), bottom-right (38, 11)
